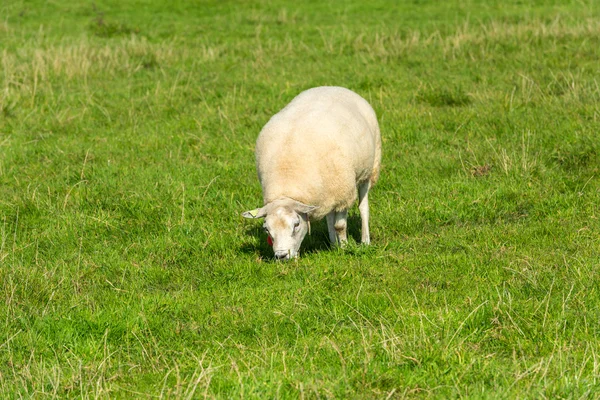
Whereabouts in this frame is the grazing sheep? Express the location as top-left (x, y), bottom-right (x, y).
top-left (242, 86), bottom-right (381, 260)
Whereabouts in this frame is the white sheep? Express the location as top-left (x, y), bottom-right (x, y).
top-left (242, 86), bottom-right (382, 260)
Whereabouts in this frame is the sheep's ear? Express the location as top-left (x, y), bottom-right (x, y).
top-left (242, 207), bottom-right (266, 219)
top-left (290, 201), bottom-right (318, 215)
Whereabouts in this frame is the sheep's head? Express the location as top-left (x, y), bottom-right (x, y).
top-left (242, 199), bottom-right (316, 260)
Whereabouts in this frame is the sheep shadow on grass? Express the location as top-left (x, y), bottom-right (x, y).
top-left (240, 213), bottom-right (362, 260)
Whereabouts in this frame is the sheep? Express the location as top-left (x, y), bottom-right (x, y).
top-left (242, 86), bottom-right (382, 260)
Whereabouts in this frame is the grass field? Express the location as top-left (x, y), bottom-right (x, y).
top-left (1, 0), bottom-right (600, 398)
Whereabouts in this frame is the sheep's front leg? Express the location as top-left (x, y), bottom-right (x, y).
top-left (326, 211), bottom-right (337, 245)
top-left (358, 181), bottom-right (370, 245)
top-left (334, 210), bottom-right (348, 246)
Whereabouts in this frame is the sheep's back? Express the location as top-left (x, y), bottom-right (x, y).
top-left (255, 87), bottom-right (379, 220)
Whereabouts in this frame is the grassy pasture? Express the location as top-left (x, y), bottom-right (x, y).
top-left (1, 0), bottom-right (600, 398)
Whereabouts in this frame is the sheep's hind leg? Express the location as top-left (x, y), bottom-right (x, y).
top-left (358, 181), bottom-right (370, 245)
top-left (326, 211), bottom-right (337, 245)
top-left (334, 210), bottom-right (348, 246)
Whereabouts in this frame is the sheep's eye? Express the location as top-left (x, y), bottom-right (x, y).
top-left (263, 225), bottom-right (269, 234)
top-left (293, 221), bottom-right (300, 230)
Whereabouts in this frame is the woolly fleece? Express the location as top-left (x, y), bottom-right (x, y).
top-left (255, 86), bottom-right (381, 221)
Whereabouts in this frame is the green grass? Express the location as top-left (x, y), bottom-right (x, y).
top-left (1, 0), bottom-right (600, 397)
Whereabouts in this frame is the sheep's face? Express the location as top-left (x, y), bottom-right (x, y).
top-left (263, 207), bottom-right (308, 260)
top-left (242, 199), bottom-right (317, 260)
